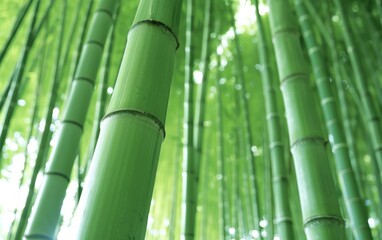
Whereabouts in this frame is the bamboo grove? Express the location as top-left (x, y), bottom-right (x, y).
top-left (0, 0), bottom-right (381, 239)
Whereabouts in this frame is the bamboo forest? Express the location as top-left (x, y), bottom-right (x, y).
top-left (0, 0), bottom-right (382, 239)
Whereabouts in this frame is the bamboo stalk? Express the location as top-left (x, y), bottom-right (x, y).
top-left (254, 0), bottom-right (295, 238)
top-left (227, 1), bottom-right (261, 234)
top-left (68, 0), bottom-right (183, 238)
top-left (268, 0), bottom-right (346, 238)
top-left (333, 0), bottom-right (382, 182)
top-left (0, 0), bottom-right (34, 65)
top-left (181, 0), bottom-right (197, 238)
top-left (24, 0), bottom-right (119, 238)
top-left (295, 1), bottom-right (373, 239)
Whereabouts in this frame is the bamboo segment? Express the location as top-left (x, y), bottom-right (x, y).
top-left (254, 0), bottom-right (294, 239)
top-left (24, 0), bottom-right (118, 238)
top-left (295, 1), bottom-right (373, 239)
top-left (69, 0), bottom-right (182, 238)
top-left (267, 0), bottom-right (346, 239)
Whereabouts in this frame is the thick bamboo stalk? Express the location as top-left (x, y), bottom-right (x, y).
top-left (24, 0), bottom-right (119, 238)
top-left (294, 1), bottom-right (373, 239)
top-left (69, 0), bottom-right (183, 238)
top-left (254, 0), bottom-right (295, 239)
top-left (267, 0), bottom-right (346, 238)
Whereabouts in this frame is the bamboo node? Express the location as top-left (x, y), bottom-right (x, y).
top-left (290, 137), bottom-right (325, 148)
top-left (130, 20), bottom-right (180, 50)
top-left (304, 215), bottom-right (344, 228)
top-left (102, 108), bottom-right (166, 138)
top-left (280, 72), bottom-right (309, 86)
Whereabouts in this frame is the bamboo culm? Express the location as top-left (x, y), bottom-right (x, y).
top-left (24, 0), bottom-right (119, 238)
top-left (268, 0), bottom-right (346, 238)
top-left (254, 0), bottom-right (295, 238)
top-left (69, 0), bottom-right (183, 238)
top-left (295, 1), bottom-right (373, 239)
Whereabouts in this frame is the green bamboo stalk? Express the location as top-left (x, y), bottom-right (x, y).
top-left (16, 2), bottom-right (66, 238)
top-left (254, 0), bottom-right (294, 238)
top-left (267, 0), bottom-right (346, 238)
top-left (169, 101), bottom-right (183, 240)
top-left (233, 151), bottom-right (240, 239)
top-left (67, 0), bottom-right (95, 96)
top-left (81, 2), bottom-right (120, 193)
top-left (0, 0), bottom-right (41, 167)
top-left (24, 0), bottom-right (119, 238)
top-left (0, 0), bottom-right (34, 65)
top-left (333, 0), bottom-right (382, 179)
top-left (68, 0), bottom-right (183, 238)
top-left (376, 0), bottom-right (382, 27)
top-left (302, 0), bottom-right (366, 200)
top-left (227, 1), bottom-right (261, 234)
top-left (262, 128), bottom-right (274, 240)
top-left (216, 55), bottom-right (229, 240)
top-left (7, 33), bottom-right (46, 240)
top-left (294, 1), bottom-right (373, 239)
top-left (193, 0), bottom-right (212, 183)
top-left (200, 132), bottom-right (211, 240)
top-left (0, 73), bottom-right (15, 113)
top-left (181, 0), bottom-right (197, 238)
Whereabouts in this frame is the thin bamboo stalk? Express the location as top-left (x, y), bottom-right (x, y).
top-left (0, 0), bottom-right (34, 65)
top-left (254, 0), bottom-right (294, 238)
top-left (268, 0), bottom-right (346, 238)
top-left (17, 2), bottom-right (65, 238)
top-left (68, 0), bottom-right (183, 238)
top-left (0, 0), bottom-right (41, 166)
top-left (216, 55), bottom-right (229, 240)
top-left (181, 0), bottom-right (197, 238)
top-left (6, 31), bottom-right (46, 240)
top-left (24, 0), bottom-right (119, 238)
top-left (333, 0), bottom-right (382, 182)
top-left (227, 1), bottom-right (261, 234)
top-left (81, 2), bottom-right (120, 192)
top-left (193, 0), bottom-right (212, 183)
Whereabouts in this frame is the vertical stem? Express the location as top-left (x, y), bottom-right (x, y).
top-left (69, 0), bottom-right (183, 238)
top-left (254, 0), bottom-right (295, 238)
top-left (295, 1), bottom-right (373, 239)
top-left (268, 0), bottom-right (346, 238)
top-left (227, 1), bottom-right (261, 234)
top-left (181, 0), bottom-right (196, 238)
